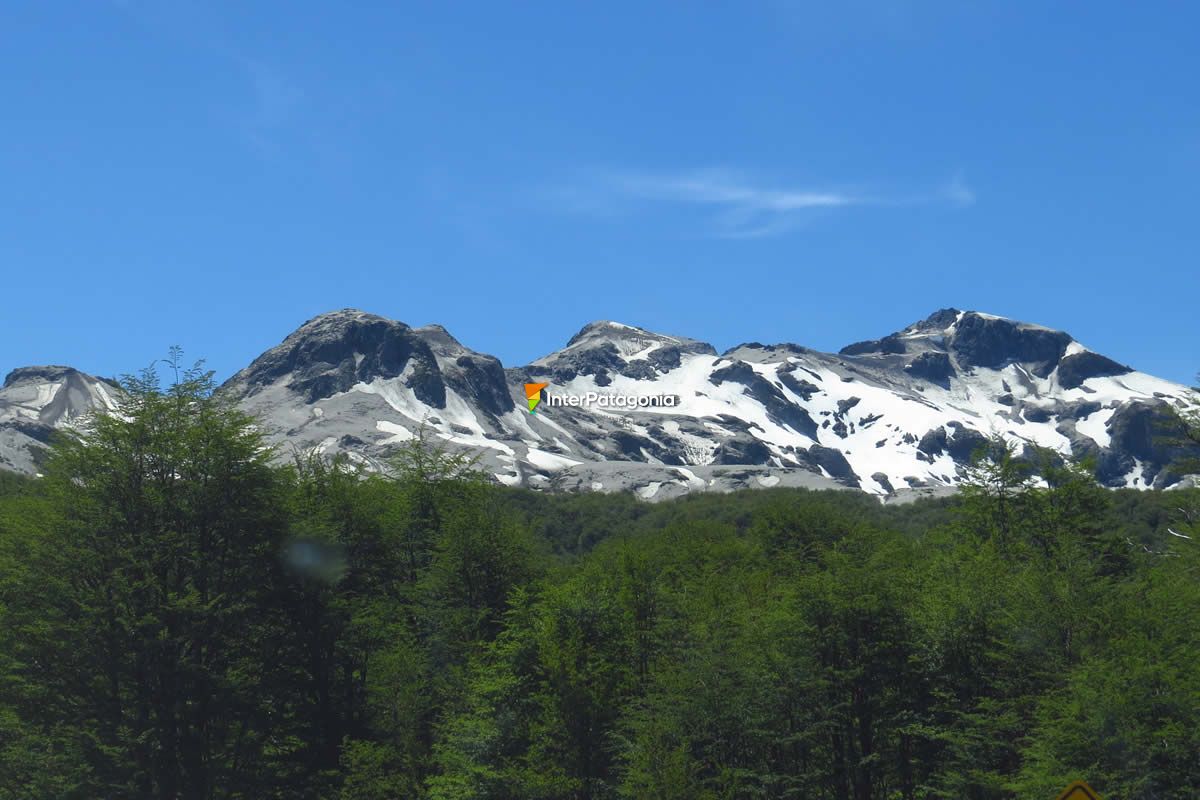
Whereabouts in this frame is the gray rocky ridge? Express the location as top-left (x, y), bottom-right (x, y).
top-left (3, 308), bottom-right (1197, 500)
top-left (0, 366), bottom-right (120, 473)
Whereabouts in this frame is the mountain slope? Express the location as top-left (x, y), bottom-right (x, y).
top-left (0, 366), bottom-right (121, 473)
top-left (3, 308), bottom-right (1197, 499)
top-left (217, 308), bottom-right (1198, 499)
top-left (516, 309), bottom-right (1196, 496)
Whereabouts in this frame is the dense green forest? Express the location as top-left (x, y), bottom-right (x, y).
top-left (1, 362), bottom-right (1198, 799)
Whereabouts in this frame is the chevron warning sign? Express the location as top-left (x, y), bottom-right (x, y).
top-left (1056, 780), bottom-right (1101, 800)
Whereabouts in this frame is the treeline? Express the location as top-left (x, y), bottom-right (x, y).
top-left (1, 362), bottom-right (1198, 799)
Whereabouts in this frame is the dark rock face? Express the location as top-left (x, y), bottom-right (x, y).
top-left (403, 360), bottom-right (447, 409)
top-left (712, 436), bottom-right (773, 465)
top-left (1095, 450), bottom-right (1138, 487)
top-left (945, 428), bottom-right (988, 462)
top-left (1023, 405), bottom-right (1053, 423)
top-left (912, 308), bottom-right (962, 333)
top-left (1105, 401), bottom-right (1163, 463)
top-left (413, 324), bottom-right (515, 416)
top-left (227, 310), bottom-right (447, 406)
top-left (8, 419), bottom-right (56, 445)
top-left (1057, 351), bottom-right (1132, 390)
top-left (607, 430), bottom-right (683, 464)
top-left (618, 360), bottom-right (660, 381)
top-left (1060, 400), bottom-right (1102, 420)
top-left (778, 370), bottom-right (820, 400)
top-left (4, 365), bottom-right (87, 388)
top-left (1094, 400), bottom-right (1200, 487)
top-left (446, 355), bottom-right (514, 417)
top-left (647, 346), bottom-right (684, 372)
top-left (840, 333), bottom-right (907, 356)
top-left (837, 397), bottom-right (861, 414)
top-left (918, 427), bottom-right (948, 456)
top-left (951, 314), bottom-right (1072, 376)
top-left (906, 351), bottom-right (954, 384)
top-left (710, 363), bottom-right (818, 439)
top-left (708, 363), bottom-right (755, 385)
top-left (547, 341), bottom-right (626, 383)
top-left (802, 445), bottom-right (860, 487)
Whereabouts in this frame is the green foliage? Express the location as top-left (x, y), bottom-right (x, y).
top-left (0, 472), bottom-right (33, 499)
top-left (1162, 377), bottom-right (1200, 476)
top-left (1016, 545), bottom-right (1200, 798)
top-left (2, 362), bottom-right (1199, 798)
top-left (0, 353), bottom-right (294, 798)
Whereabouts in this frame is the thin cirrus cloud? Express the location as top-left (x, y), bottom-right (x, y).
top-left (553, 167), bottom-right (974, 239)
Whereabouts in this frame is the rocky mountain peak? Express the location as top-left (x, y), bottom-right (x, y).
top-left (0, 366), bottom-right (120, 473)
top-left (412, 323), bottom-right (463, 352)
top-left (566, 320), bottom-right (640, 346)
top-left (934, 312), bottom-right (1130, 387)
top-left (946, 312), bottom-right (1072, 376)
top-left (558, 320), bottom-right (715, 359)
top-left (907, 307), bottom-right (963, 333)
top-left (281, 308), bottom-right (411, 343)
top-left (864, 309), bottom-right (1072, 372)
top-left (3, 365), bottom-right (89, 389)
top-left (564, 320), bottom-right (710, 352)
top-left (529, 321), bottom-right (715, 385)
top-left (839, 309), bottom-right (1126, 383)
top-left (223, 309), bottom-right (445, 406)
top-left (222, 311), bottom-right (518, 425)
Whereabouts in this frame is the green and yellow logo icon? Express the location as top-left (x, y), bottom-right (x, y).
top-left (524, 382), bottom-right (549, 414)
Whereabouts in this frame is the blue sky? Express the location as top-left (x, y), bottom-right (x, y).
top-left (2, 2), bottom-right (1197, 384)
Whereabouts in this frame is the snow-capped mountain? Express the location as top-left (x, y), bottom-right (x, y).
top-left (3, 309), bottom-right (1197, 500)
top-left (0, 366), bottom-right (121, 473)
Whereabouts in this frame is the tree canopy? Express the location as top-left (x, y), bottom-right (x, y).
top-left (1, 360), bottom-right (1198, 798)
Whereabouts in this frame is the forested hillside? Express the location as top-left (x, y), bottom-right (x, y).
top-left (1, 360), bottom-right (1197, 799)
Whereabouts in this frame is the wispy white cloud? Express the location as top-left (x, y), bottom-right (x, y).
top-left (608, 168), bottom-right (857, 239)
top-left (941, 171), bottom-right (976, 208)
top-left (551, 167), bottom-right (974, 239)
top-left (612, 168), bottom-right (857, 211)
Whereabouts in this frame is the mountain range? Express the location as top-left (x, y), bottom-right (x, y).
top-left (2, 308), bottom-right (1197, 501)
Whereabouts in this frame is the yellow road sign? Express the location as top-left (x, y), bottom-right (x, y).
top-left (1056, 780), bottom-right (1101, 800)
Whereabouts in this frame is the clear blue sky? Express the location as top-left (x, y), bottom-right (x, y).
top-left (2, 2), bottom-right (1197, 384)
